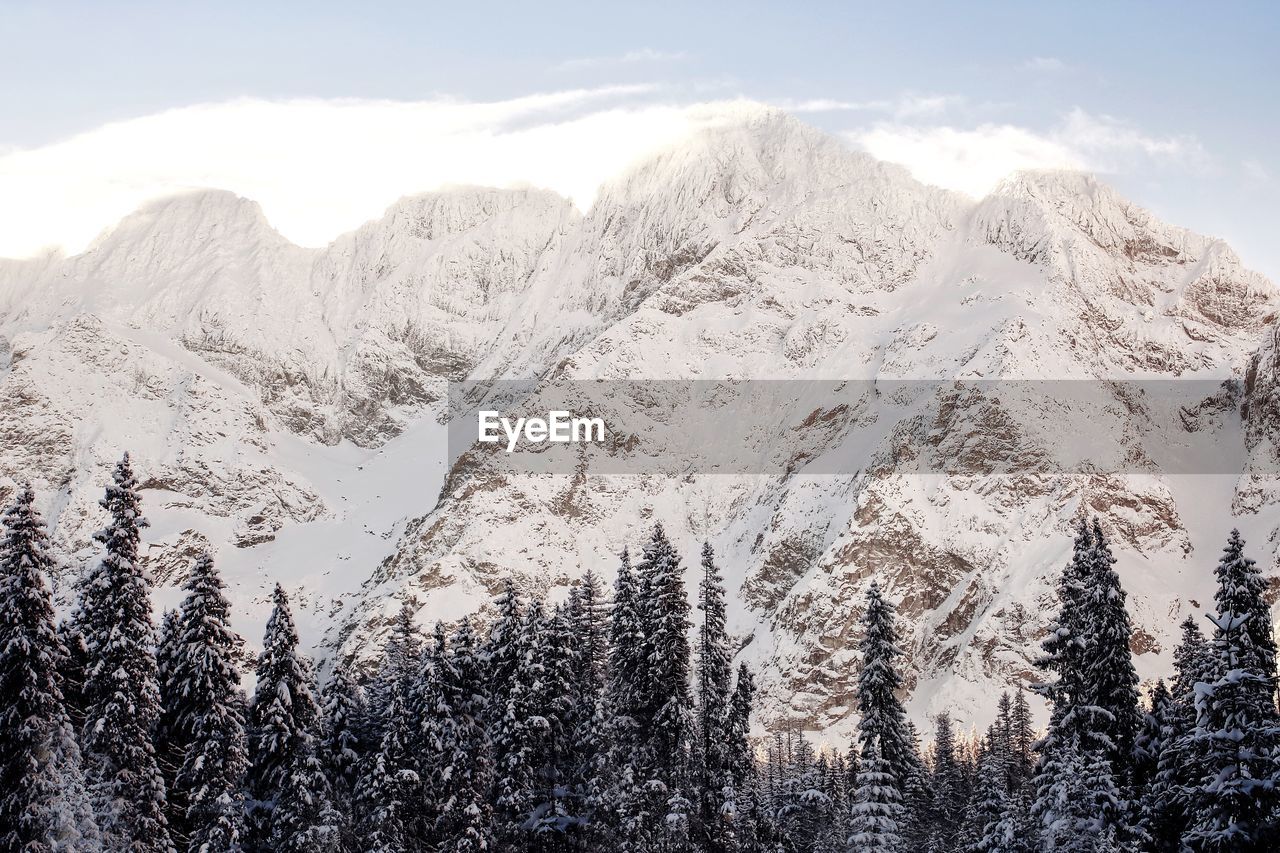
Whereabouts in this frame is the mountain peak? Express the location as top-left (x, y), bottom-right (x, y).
top-left (84, 188), bottom-right (285, 258)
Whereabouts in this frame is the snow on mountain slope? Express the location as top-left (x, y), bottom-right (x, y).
top-left (0, 186), bottom-right (575, 445)
top-left (0, 107), bottom-right (1275, 733)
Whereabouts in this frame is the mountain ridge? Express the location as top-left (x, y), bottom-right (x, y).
top-left (0, 109), bottom-right (1275, 735)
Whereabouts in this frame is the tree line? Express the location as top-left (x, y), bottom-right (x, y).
top-left (1, 453), bottom-right (1278, 851)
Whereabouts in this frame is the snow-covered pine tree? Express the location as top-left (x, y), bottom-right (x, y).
top-left (726, 664), bottom-right (761, 852)
top-left (605, 548), bottom-right (647, 847)
top-left (271, 717), bottom-right (343, 853)
top-left (1034, 519), bottom-right (1093, 750)
top-left (1036, 736), bottom-right (1116, 852)
top-left (368, 597), bottom-right (423, 740)
top-left (155, 606), bottom-right (184, 806)
top-left (78, 453), bottom-right (175, 853)
top-left (435, 617), bottom-right (495, 853)
top-left (532, 603), bottom-right (580, 841)
top-left (1080, 519), bottom-right (1142, 783)
top-left (774, 730), bottom-right (831, 851)
top-left (565, 571), bottom-right (610, 844)
top-left (320, 664), bottom-right (367, 832)
top-left (695, 542), bottom-right (735, 853)
top-left (848, 737), bottom-right (903, 852)
top-left (488, 604), bottom-right (539, 849)
top-left (574, 689), bottom-right (614, 851)
top-left (0, 484), bottom-right (100, 852)
top-left (1008, 688), bottom-right (1035, 794)
top-left (824, 752), bottom-right (850, 819)
top-left (1211, 529), bottom-right (1278, 705)
top-left (1133, 680), bottom-right (1173, 847)
top-left (55, 614), bottom-right (91, 734)
top-left (1132, 679), bottom-right (1170, 796)
top-left (483, 578), bottom-right (524, 714)
top-left (965, 740), bottom-right (1014, 853)
top-left (989, 693), bottom-right (1014, 791)
top-left (1186, 531), bottom-right (1279, 851)
top-left (566, 568), bottom-right (608, 696)
top-left (167, 552), bottom-right (249, 853)
top-left (1148, 616), bottom-right (1214, 850)
top-left (928, 711), bottom-right (968, 851)
top-left (354, 690), bottom-right (419, 853)
top-left (1032, 519), bottom-right (1129, 844)
top-left (855, 582), bottom-right (918, 836)
top-left (245, 583), bottom-right (320, 852)
top-left (634, 523), bottom-right (696, 850)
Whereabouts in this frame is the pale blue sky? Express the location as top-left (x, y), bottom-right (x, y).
top-left (2, 1), bottom-right (1276, 278)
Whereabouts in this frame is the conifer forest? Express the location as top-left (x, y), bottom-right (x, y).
top-left (2, 453), bottom-right (1278, 853)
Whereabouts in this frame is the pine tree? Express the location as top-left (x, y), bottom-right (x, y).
top-left (605, 548), bottom-right (647, 847)
top-left (726, 664), bottom-right (760, 852)
top-left (1132, 680), bottom-right (1169, 795)
top-left (483, 578), bottom-right (530, 846)
top-left (1032, 519), bottom-right (1132, 845)
top-left (855, 583), bottom-right (917, 830)
top-left (1079, 519), bottom-right (1142, 782)
top-left (271, 720), bottom-right (343, 853)
top-left (483, 578), bottom-right (524, 715)
top-left (1211, 529), bottom-right (1278, 704)
top-left (773, 729), bottom-right (830, 852)
top-left (929, 711), bottom-right (967, 851)
top-left (320, 664), bottom-right (367, 828)
top-left (1008, 689), bottom-right (1035, 794)
top-left (78, 453), bottom-right (175, 853)
top-left (565, 572), bottom-right (611, 845)
top-left (354, 691), bottom-right (418, 853)
top-left (535, 604), bottom-right (582, 842)
top-left (695, 542), bottom-right (735, 853)
top-left (1186, 531), bottom-right (1279, 851)
top-left (848, 738), bottom-right (903, 852)
top-left (489, 605), bottom-right (539, 849)
top-left (56, 615), bottom-right (91, 735)
top-left (155, 606), bottom-right (184, 803)
top-left (1034, 520), bottom-right (1093, 754)
top-left (168, 553), bottom-right (249, 853)
top-left (1036, 737), bottom-right (1115, 852)
top-left (966, 744), bottom-right (1014, 853)
top-left (435, 617), bottom-right (495, 853)
top-left (1149, 617), bottom-right (1214, 850)
top-left (246, 584), bottom-right (320, 852)
top-left (566, 569), bottom-right (608, 695)
top-left (368, 597), bottom-right (423, 739)
top-left (0, 484), bottom-right (100, 852)
top-left (634, 523), bottom-right (696, 850)
top-left (574, 690), bottom-right (613, 851)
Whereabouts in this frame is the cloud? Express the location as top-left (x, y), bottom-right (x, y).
top-left (1243, 159), bottom-right (1271, 184)
top-left (555, 48), bottom-right (686, 71)
top-left (0, 88), bottom-right (1215, 261)
top-left (852, 124), bottom-right (1085, 197)
top-left (1024, 56), bottom-right (1069, 72)
top-left (778, 93), bottom-right (961, 120)
top-left (0, 89), bottom-right (748, 259)
top-left (848, 109), bottom-right (1206, 198)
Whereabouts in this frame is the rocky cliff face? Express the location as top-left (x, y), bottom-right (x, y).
top-left (0, 109), bottom-right (1274, 732)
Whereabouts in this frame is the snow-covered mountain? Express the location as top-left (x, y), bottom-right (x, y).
top-left (1, 109), bottom-right (1275, 735)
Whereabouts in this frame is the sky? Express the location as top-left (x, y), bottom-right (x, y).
top-left (1, 0), bottom-right (1277, 279)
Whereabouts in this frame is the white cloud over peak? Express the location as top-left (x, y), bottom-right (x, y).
top-left (0, 89), bottom-right (1212, 262)
top-left (849, 109), bottom-right (1206, 198)
top-left (0, 90), bottom-right (738, 259)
